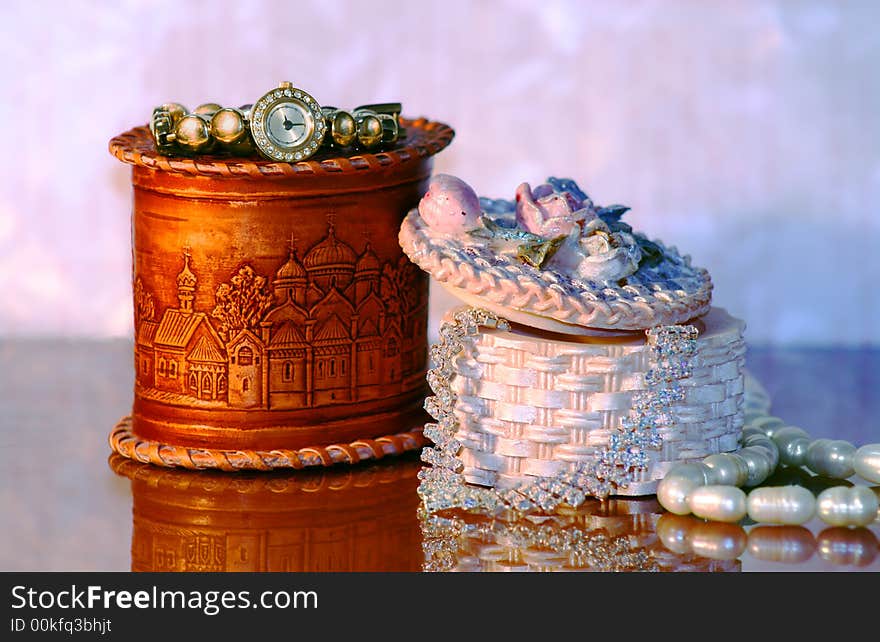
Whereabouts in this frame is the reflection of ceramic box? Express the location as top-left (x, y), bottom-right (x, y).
top-left (108, 120), bottom-right (452, 466)
top-left (453, 307), bottom-right (745, 495)
top-left (422, 498), bottom-right (741, 572)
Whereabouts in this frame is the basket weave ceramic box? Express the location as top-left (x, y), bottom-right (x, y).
top-left (108, 118), bottom-right (453, 470)
top-left (400, 174), bottom-right (749, 509)
top-left (452, 307), bottom-right (745, 495)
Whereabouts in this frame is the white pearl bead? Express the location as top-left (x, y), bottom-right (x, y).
top-left (743, 434), bottom-right (780, 470)
top-left (851, 486), bottom-right (880, 526)
top-left (703, 453), bottom-right (749, 487)
top-left (741, 426), bottom-right (769, 441)
top-left (688, 485), bottom-right (748, 522)
top-left (815, 487), bottom-right (850, 526)
top-left (665, 462), bottom-right (712, 485)
top-left (746, 415), bottom-right (785, 438)
top-left (772, 426), bottom-right (811, 467)
top-left (739, 446), bottom-right (773, 486)
top-left (746, 486), bottom-right (816, 525)
top-left (816, 486), bottom-right (879, 527)
top-left (806, 439), bottom-right (856, 479)
top-left (657, 476), bottom-right (700, 515)
top-left (747, 525), bottom-right (816, 564)
top-left (854, 444), bottom-right (880, 484)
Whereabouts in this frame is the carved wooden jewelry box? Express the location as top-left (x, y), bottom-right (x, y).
top-left (108, 119), bottom-right (453, 470)
top-left (400, 175), bottom-right (747, 509)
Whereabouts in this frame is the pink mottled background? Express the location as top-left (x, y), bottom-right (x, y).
top-left (0, 0), bottom-right (878, 345)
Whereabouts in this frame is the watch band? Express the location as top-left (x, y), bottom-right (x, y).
top-left (149, 82), bottom-right (406, 161)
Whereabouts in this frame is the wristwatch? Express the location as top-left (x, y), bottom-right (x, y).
top-left (250, 82), bottom-right (327, 162)
top-left (148, 82), bottom-right (405, 162)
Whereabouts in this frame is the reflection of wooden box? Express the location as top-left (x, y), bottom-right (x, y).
top-left (108, 120), bottom-right (453, 468)
top-left (110, 454), bottom-right (423, 572)
top-left (453, 307), bottom-right (746, 495)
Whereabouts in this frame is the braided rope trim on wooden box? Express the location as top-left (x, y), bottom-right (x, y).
top-left (109, 416), bottom-right (426, 472)
top-left (452, 307), bottom-right (745, 494)
top-left (399, 210), bottom-right (713, 331)
top-left (108, 118), bottom-right (454, 179)
top-left (108, 453), bottom-right (418, 493)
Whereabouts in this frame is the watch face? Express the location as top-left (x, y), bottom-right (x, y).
top-left (251, 84), bottom-right (326, 162)
top-left (266, 103), bottom-right (312, 148)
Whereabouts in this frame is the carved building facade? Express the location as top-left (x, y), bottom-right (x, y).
top-left (134, 222), bottom-right (427, 410)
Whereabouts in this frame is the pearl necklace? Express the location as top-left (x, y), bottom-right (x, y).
top-left (657, 415), bottom-right (880, 527)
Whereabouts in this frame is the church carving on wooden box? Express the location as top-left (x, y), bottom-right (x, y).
top-left (133, 221), bottom-right (428, 410)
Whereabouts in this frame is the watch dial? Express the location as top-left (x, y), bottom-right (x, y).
top-left (266, 102), bottom-right (312, 148)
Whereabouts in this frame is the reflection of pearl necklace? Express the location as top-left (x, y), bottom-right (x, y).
top-left (657, 514), bottom-right (879, 567)
top-left (657, 409), bottom-right (880, 526)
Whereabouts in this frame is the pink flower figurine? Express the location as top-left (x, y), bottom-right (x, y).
top-left (515, 182), bottom-right (596, 238)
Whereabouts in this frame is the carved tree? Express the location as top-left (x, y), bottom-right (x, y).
top-left (379, 264), bottom-right (402, 317)
top-left (211, 265), bottom-right (274, 342)
top-left (397, 257), bottom-right (422, 314)
top-left (380, 256), bottom-right (421, 318)
top-left (133, 277), bottom-right (155, 324)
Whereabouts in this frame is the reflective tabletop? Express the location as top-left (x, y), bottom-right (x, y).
top-left (1, 339), bottom-right (878, 571)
